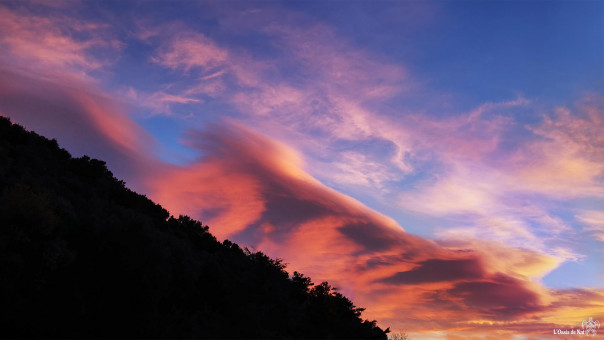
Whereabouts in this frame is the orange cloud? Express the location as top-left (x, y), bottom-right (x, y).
top-left (150, 160), bottom-right (266, 239)
top-left (145, 121), bottom-right (604, 336)
top-left (511, 97), bottom-right (604, 198)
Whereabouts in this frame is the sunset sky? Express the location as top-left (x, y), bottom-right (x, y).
top-left (1, 0), bottom-right (603, 338)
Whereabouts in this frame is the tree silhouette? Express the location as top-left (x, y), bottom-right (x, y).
top-left (0, 116), bottom-right (389, 339)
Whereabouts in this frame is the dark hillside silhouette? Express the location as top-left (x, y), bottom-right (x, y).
top-left (0, 116), bottom-right (388, 339)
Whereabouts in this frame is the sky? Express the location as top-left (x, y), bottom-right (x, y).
top-left (0, 0), bottom-right (603, 338)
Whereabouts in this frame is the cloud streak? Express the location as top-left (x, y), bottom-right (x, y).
top-left (152, 31), bottom-right (228, 73)
top-left (146, 121), bottom-right (604, 335)
top-left (0, 5), bottom-right (122, 80)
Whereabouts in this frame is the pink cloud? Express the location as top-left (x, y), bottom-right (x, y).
top-left (142, 8), bottom-right (410, 148)
top-left (393, 98), bottom-right (603, 263)
top-left (123, 87), bottom-right (203, 116)
top-left (576, 210), bottom-right (604, 242)
top-left (144, 121), bottom-right (604, 335)
top-left (138, 10), bottom-right (601, 300)
top-left (511, 98), bottom-right (604, 198)
top-left (0, 5), bottom-right (122, 79)
top-left (149, 122), bottom-right (406, 240)
top-left (0, 68), bottom-right (159, 192)
top-left (146, 25), bottom-right (264, 89)
top-left (151, 32), bottom-right (228, 73)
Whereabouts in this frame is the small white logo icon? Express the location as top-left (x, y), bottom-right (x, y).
top-left (582, 317), bottom-right (600, 336)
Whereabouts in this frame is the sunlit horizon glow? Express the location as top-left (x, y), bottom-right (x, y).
top-left (1, 1), bottom-right (603, 338)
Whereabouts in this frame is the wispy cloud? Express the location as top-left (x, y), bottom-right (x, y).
top-left (512, 98), bottom-right (604, 198)
top-left (399, 98), bottom-right (603, 252)
top-left (577, 210), bottom-right (604, 242)
top-left (151, 31), bottom-right (228, 73)
top-left (123, 87), bottom-right (203, 116)
top-left (0, 5), bottom-right (122, 79)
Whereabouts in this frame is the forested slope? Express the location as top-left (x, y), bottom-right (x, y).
top-left (0, 116), bottom-right (388, 339)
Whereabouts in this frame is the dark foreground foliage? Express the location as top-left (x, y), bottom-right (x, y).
top-left (0, 116), bottom-right (388, 339)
